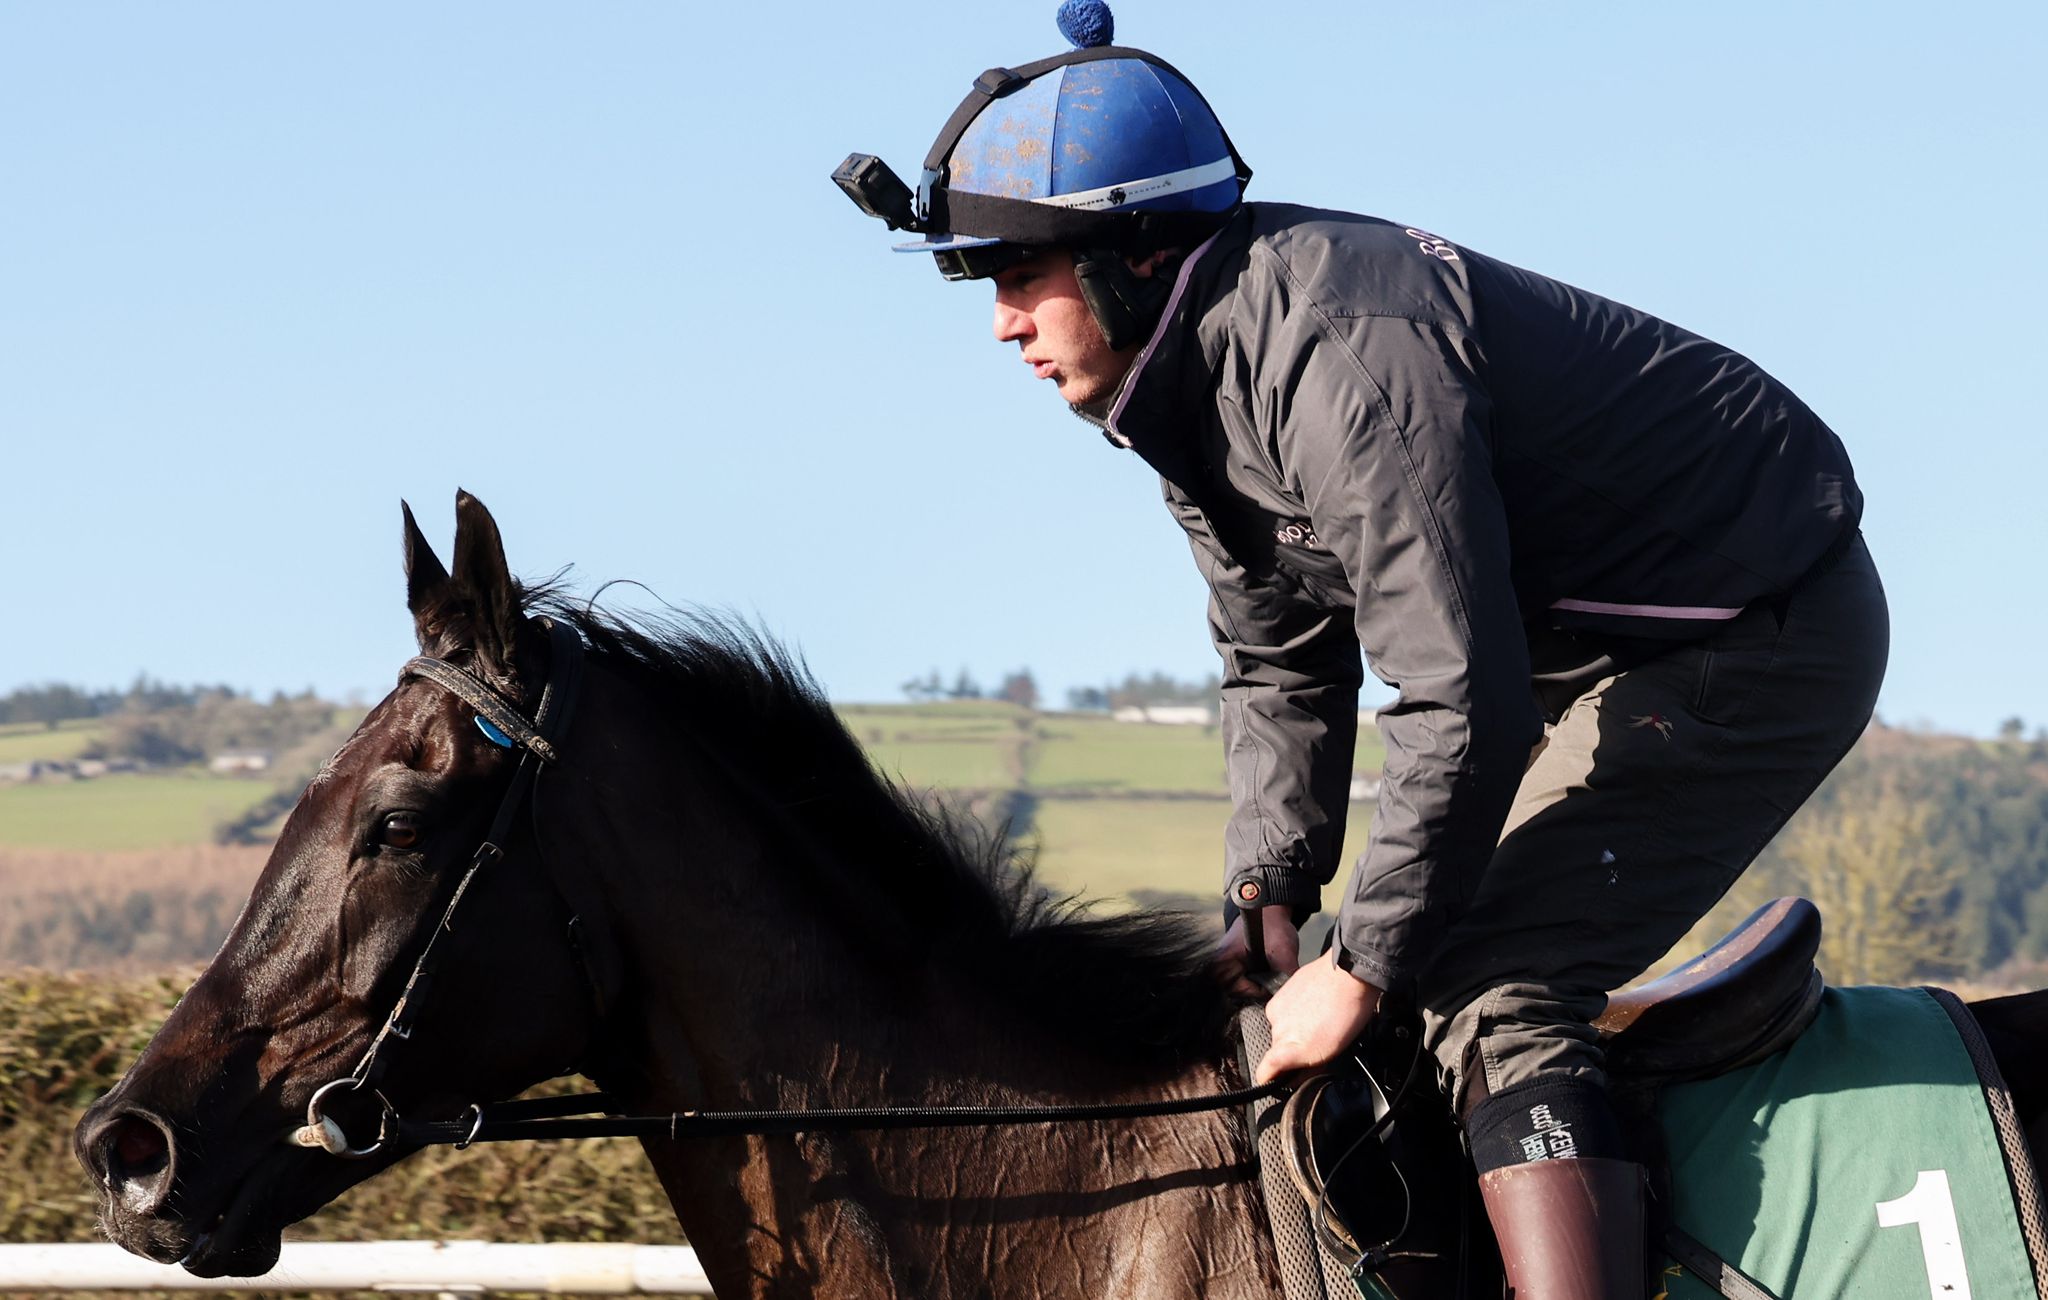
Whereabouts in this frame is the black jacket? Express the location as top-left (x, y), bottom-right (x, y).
top-left (1092, 203), bottom-right (1860, 989)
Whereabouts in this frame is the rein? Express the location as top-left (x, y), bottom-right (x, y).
top-left (391, 1083), bottom-right (1292, 1150)
top-left (291, 616), bottom-right (1289, 1158)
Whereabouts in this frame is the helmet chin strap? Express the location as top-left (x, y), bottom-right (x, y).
top-left (1072, 247), bottom-right (1174, 352)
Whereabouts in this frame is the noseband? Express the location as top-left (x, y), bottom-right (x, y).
top-left (291, 614), bottom-right (1286, 1160)
top-left (292, 617), bottom-right (585, 1157)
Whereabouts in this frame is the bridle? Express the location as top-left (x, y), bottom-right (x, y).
top-left (291, 615), bottom-right (1288, 1160)
top-left (293, 616), bottom-right (586, 1158)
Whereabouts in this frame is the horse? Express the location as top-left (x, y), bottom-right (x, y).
top-left (73, 492), bottom-right (2048, 1298)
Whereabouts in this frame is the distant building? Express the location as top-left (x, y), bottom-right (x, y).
top-left (1112, 705), bottom-right (1215, 726)
top-left (1350, 775), bottom-right (1381, 802)
top-left (209, 751), bottom-right (273, 775)
top-left (0, 759), bottom-right (77, 783)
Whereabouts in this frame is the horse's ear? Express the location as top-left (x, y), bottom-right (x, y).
top-left (403, 500), bottom-right (456, 650)
top-left (450, 489), bottom-right (523, 677)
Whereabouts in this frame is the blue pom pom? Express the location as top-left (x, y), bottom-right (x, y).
top-left (1056, 0), bottom-right (1114, 48)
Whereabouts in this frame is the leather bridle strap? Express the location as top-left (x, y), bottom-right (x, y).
top-left (292, 618), bottom-right (585, 1158)
top-left (404, 654), bottom-right (567, 764)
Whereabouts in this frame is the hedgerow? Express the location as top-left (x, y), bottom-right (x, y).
top-left (2, 971), bottom-right (679, 1259)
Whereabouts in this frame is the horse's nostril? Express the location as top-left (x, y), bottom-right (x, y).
top-left (112, 1116), bottom-right (169, 1175)
top-left (95, 1112), bottom-right (176, 1213)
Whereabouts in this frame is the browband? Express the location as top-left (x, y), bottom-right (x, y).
top-left (399, 618), bottom-right (583, 765)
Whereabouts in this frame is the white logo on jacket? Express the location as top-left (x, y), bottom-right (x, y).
top-left (1404, 227), bottom-right (1460, 262)
top-left (1275, 520), bottom-right (1325, 550)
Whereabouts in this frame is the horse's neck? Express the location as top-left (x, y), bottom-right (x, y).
top-left (562, 748), bottom-right (1280, 1297)
top-left (601, 896), bottom-right (1277, 1296)
top-left (631, 1040), bottom-right (1279, 1300)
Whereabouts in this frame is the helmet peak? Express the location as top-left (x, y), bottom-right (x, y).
top-left (1056, 0), bottom-right (1114, 49)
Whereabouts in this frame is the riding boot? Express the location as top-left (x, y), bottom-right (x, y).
top-left (1476, 1156), bottom-right (1646, 1299)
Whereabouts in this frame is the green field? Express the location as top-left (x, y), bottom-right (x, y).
top-left (836, 704), bottom-right (1384, 799)
top-left (0, 704), bottom-right (1388, 864)
top-left (1030, 795), bottom-right (1376, 909)
top-left (842, 702), bottom-right (1030, 790)
top-left (1032, 714), bottom-right (1385, 794)
top-left (1032, 716), bottom-right (1226, 792)
top-left (0, 772), bottom-right (275, 850)
top-left (0, 718), bottom-right (106, 764)
top-left (841, 700), bottom-right (1027, 731)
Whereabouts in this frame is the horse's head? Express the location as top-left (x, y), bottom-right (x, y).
top-left (75, 492), bottom-right (612, 1277)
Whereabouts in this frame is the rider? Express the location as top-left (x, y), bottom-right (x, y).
top-left (836, 4), bottom-right (1888, 1294)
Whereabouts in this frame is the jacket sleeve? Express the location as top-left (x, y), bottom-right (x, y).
top-left (1267, 300), bottom-right (1543, 991)
top-left (1164, 489), bottom-right (1363, 920)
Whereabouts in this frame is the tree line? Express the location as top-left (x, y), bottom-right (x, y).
top-left (1712, 725), bottom-right (2048, 985)
top-left (900, 667), bottom-right (1225, 713)
top-left (2, 676), bottom-right (345, 768)
top-left (83, 688), bottom-right (340, 767)
top-left (0, 676), bottom-right (239, 729)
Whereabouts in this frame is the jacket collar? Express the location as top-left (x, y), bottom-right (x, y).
top-left (1101, 208), bottom-right (1255, 452)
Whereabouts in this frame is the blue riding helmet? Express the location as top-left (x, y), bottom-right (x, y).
top-left (895, 1), bottom-right (1251, 281)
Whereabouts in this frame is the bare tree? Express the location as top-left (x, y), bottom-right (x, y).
top-left (1778, 781), bottom-right (1963, 985)
top-left (996, 670), bottom-right (1039, 711)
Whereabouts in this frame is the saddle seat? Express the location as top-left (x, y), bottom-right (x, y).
top-left (1596, 896), bottom-right (1825, 1088)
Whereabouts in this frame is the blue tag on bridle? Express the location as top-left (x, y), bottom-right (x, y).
top-left (474, 716), bottom-right (515, 748)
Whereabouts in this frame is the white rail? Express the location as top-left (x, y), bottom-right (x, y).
top-left (0, 1242), bottom-right (711, 1294)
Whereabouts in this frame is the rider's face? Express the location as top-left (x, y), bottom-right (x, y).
top-left (991, 250), bottom-right (1141, 407)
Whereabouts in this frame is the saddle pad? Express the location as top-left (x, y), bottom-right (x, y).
top-left (1655, 986), bottom-right (2044, 1299)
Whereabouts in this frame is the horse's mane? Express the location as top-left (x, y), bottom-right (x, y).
top-left (527, 588), bottom-right (1239, 1067)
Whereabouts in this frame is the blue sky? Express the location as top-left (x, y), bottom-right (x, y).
top-left (3, 2), bottom-right (2043, 734)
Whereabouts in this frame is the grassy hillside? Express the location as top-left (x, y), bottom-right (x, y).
top-left (1033, 713), bottom-right (1386, 795)
top-left (0, 718), bottom-right (105, 764)
top-left (843, 702), bottom-right (1031, 790)
top-left (1030, 796), bottom-right (1377, 911)
top-left (0, 704), bottom-right (1373, 856)
top-left (843, 704), bottom-right (1384, 798)
top-left (0, 772), bottom-right (277, 852)
top-left (0, 700), bottom-right (1381, 966)
top-left (1033, 716), bottom-right (1226, 793)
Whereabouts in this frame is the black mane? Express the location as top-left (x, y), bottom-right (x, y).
top-left (527, 590), bottom-right (1238, 1066)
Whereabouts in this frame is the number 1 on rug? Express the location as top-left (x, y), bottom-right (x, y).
top-left (1876, 1168), bottom-right (1971, 1299)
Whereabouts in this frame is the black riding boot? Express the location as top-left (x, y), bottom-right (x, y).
top-left (1477, 1156), bottom-right (1646, 1299)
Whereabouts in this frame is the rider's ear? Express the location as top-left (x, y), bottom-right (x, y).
top-left (450, 489), bottom-right (523, 680)
top-left (402, 500), bottom-right (456, 651)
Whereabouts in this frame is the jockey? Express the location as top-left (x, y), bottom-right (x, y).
top-left (836, 3), bottom-right (1887, 1294)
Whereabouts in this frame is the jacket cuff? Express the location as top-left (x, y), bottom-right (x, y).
top-left (1332, 938), bottom-right (1402, 991)
top-left (1224, 865), bottom-right (1321, 921)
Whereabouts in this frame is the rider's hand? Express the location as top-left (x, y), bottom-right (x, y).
top-left (1253, 949), bottom-right (1384, 1085)
top-left (1218, 908), bottom-right (1301, 992)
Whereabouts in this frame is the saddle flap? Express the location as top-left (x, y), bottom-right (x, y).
top-left (1279, 1073), bottom-right (1394, 1261)
top-left (1269, 1010), bottom-right (1477, 1285)
top-left (1599, 897), bottom-right (1826, 1086)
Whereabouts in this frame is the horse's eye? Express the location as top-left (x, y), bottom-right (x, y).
top-left (380, 813), bottom-right (422, 850)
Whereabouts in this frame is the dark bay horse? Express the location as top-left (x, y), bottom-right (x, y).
top-left (74, 493), bottom-right (2048, 1298)
top-left (75, 493), bottom-right (1280, 1297)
